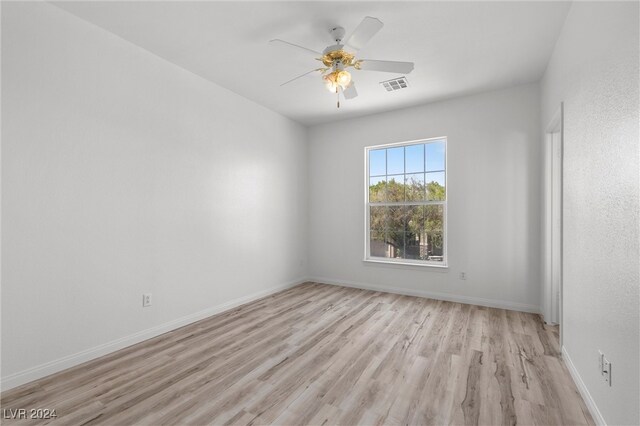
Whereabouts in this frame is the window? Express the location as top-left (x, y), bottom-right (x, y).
top-left (365, 138), bottom-right (447, 266)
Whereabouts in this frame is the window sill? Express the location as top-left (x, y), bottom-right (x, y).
top-left (363, 258), bottom-right (449, 270)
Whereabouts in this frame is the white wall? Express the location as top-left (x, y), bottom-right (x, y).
top-left (541, 2), bottom-right (639, 425)
top-left (1, 2), bottom-right (307, 389)
top-left (308, 83), bottom-right (542, 311)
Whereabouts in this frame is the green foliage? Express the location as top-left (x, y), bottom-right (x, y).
top-left (369, 179), bottom-right (445, 260)
top-left (427, 181), bottom-right (445, 201)
top-left (369, 179), bottom-right (445, 203)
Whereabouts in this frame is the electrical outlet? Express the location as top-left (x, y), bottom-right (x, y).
top-left (603, 357), bottom-right (612, 386)
top-left (459, 272), bottom-right (467, 280)
top-left (142, 293), bottom-right (152, 307)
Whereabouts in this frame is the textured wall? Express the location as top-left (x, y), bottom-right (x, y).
top-left (541, 2), bottom-right (639, 424)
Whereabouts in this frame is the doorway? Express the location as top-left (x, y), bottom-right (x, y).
top-left (543, 105), bottom-right (563, 338)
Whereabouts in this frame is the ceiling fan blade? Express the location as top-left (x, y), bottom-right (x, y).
top-left (357, 59), bottom-right (414, 74)
top-left (269, 39), bottom-right (321, 56)
top-left (280, 69), bottom-right (324, 86)
top-left (343, 83), bottom-right (358, 99)
top-left (345, 17), bottom-right (384, 51)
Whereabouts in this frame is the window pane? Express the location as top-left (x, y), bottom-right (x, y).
top-left (426, 233), bottom-right (444, 261)
top-left (424, 205), bottom-right (444, 235)
top-left (370, 229), bottom-right (389, 258)
top-left (387, 230), bottom-right (404, 259)
top-left (404, 232), bottom-right (424, 260)
top-left (405, 173), bottom-right (425, 201)
top-left (387, 205), bottom-right (405, 259)
top-left (387, 147), bottom-right (404, 175)
top-left (426, 172), bottom-right (445, 201)
top-left (386, 176), bottom-right (404, 202)
top-left (369, 176), bottom-right (387, 202)
top-left (405, 144), bottom-right (424, 173)
top-left (369, 149), bottom-right (386, 176)
top-left (388, 206), bottom-right (405, 232)
top-left (426, 141), bottom-right (445, 172)
top-left (405, 205), bottom-right (425, 235)
top-left (370, 206), bottom-right (387, 232)
top-left (425, 205), bottom-right (444, 261)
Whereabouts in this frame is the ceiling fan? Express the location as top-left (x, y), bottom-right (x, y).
top-left (270, 17), bottom-right (414, 108)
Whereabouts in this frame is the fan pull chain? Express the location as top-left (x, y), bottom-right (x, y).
top-left (336, 86), bottom-right (340, 108)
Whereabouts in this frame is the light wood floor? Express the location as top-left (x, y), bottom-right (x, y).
top-left (1, 283), bottom-right (593, 426)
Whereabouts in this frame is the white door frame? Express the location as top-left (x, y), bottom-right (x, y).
top-left (542, 104), bottom-right (563, 344)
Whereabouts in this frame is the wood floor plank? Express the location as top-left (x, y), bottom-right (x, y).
top-left (0, 283), bottom-right (594, 426)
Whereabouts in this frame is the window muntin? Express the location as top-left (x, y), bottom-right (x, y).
top-left (366, 138), bottom-right (447, 266)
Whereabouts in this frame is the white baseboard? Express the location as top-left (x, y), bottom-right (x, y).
top-left (309, 276), bottom-right (540, 313)
top-left (0, 278), bottom-right (306, 392)
top-left (561, 346), bottom-right (606, 426)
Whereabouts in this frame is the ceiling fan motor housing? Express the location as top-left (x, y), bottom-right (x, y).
top-left (323, 44), bottom-right (343, 55)
top-left (321, 44), bottom-right (357, 68)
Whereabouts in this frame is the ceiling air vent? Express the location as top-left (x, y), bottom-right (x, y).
top-left (381, 77), bottom-right (409, 92)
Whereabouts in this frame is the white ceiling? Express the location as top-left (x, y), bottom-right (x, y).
top-left (53, 1), bottom-right (571, 126)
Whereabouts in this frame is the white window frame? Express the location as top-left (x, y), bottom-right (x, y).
top-left (364, 137), bottom-right (448, 268)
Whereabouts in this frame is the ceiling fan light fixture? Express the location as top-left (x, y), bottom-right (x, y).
top-left (325, 80), bottom-right (338, 92)
top-left (336, 70), bottom-right (351, 87)
top-left (324, 70), bottom-right (351, 92)
top-left (324, 73), bottom-right (338, 92)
